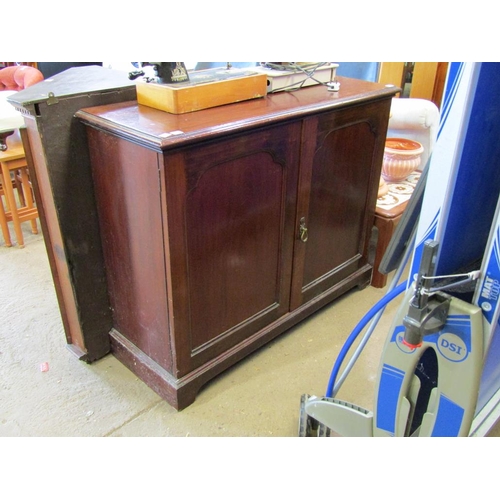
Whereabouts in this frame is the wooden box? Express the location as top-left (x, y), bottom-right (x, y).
top-left (136, 69), bottom-right (267, 114)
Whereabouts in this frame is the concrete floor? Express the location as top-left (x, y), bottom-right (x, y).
top-left (2, 224), bottom-right (500, 438)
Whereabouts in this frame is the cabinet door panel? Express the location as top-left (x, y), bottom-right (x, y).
top-left (291, 101), bottom-right (391, 307)
top-left (164, 124), bottom-right (300, 374)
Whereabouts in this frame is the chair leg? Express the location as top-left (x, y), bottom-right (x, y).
top-left (0, 190), bottom-right (12, 247)
top-left (14, 169), bottom-right (26, 206)
top-left (0, 131), bottom-right (14, 152)
top-left (19, 167), bottom-right (37, 234)
top-left (0, 161), bottom-right (24, 248)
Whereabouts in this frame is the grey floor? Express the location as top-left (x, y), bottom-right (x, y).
top-left (2, 223), bottom-right (500, 438)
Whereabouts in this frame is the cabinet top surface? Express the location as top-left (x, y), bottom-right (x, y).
top-left (76, 76), bottom-right (398, 150)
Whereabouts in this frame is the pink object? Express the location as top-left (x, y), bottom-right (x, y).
top-left (0, 65), bottom-right (44, 91)
top-left (40, 362), bottom-right (49, 372)
top-left (382, 137), bottom-right (424, 182)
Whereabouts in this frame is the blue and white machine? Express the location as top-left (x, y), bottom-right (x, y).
top-left (299, 62), bottom-right (500, 437)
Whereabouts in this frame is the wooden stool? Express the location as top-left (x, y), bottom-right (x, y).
top-left (0, 144), bottom-right (38, 248)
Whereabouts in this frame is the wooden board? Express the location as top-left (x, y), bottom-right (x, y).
top-left (136, 71), bottom-right (267, 114)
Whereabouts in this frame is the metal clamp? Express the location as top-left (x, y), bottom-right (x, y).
top-left (403, 240), bottom-right (451, 348)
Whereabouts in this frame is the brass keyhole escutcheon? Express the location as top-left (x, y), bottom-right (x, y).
top-left (299, 217), bottom-right (308, 242)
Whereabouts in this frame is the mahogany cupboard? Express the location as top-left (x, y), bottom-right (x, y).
top-left (77, 77), bottom-right (398, 409)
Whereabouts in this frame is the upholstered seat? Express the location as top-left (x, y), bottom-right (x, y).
top-left (0, 65), bottom-right (44, 91)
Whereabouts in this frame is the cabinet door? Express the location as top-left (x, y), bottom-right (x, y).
top-left (163, 123), bottom-right (301, 375)
top-left (291, 100), bottom-right (391, 308)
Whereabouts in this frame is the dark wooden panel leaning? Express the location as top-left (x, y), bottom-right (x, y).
top-left (8, 66), bottom-right (136, 361)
